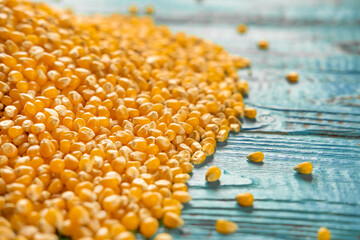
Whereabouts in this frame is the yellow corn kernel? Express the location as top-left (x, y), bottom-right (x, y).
top-left (121, 212), bottom-right (140, 231)
top-left (69, 205), bottom-right (90, 225)
top-left (236, 192), bottom-right (254, 207)
top-left (318, 227), bottom-right (331, 240)
top-left (0, 143), bottom-right (18, 158)
top-left (216, 219), bottom-right (237, 234)
top-left (139, 217), bottom-right (158, 237)
top-left (216, 129), bottom-right (229, 142)
top-left (286, 72), bottom-right (299, 83)
top-left (145, 5), bottom-right (154, 15)
top-left (244, 108), bottom-right (257, 119)
top-left (258, 39), bottom-right (269, 50)
top-left (39, 139), bottom-right (56, 158)
top-left (114, 231), bottom-right (136, 240)
top-left (294, 162), bottom-right (313, 174)
top-left (49, 158), bottom-right (65, 174)
top-left (191, 150), bottom-right (206, 165)
top-left (78, 127), bottom-right (95, 142)
top-left (8, 126), bottom-right (24, 139)
top-left (205, 166), bottom-right (221, 182)
top-left (237, 24), bottom-right (247, 34)
top-left (4, 105), bottom-right (18, 118)
top-left (128, 5), bottom-right (138, 15)
top-left (162, 212), bottom-right (184, 229)
top-left (246, 152), bottom-right (264, 163)
top-left (172, 191), bottom-right (192, 203)
top-left (154, 233), bottom-right (173, 240)
top-left (16, 199), bottom-right (33, 214)
top-left (8, 71), bottom-right (24, 83)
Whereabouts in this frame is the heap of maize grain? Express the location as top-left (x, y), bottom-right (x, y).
top-left (0, 0), bottom-right (250, 239)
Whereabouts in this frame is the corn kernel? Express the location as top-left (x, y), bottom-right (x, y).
top-left (139, 217), bottom-right (158, 237)
top-left (205, 166), bottom-right (221, 182)
top-left (318, 227), bottom-right (331, 240)
top-left (286, 72), bottom-right (299, 83)
top-left (236, 193), bottom-right (254, 207)
top-left (154, 233), bottom-right (173, 240)
top-left (162, 212), bottom-right (184, 229)
top-left (244, 108), bottom-right (257, 119)
top-left (237, 24), bottom-right (247, 34)
top-left (216, 219), bottom-right (237, 234)
top-left (258, 40), bottom-right (269, 50)
top-left (294, 162), bottom-right (313, 174)
top-left (145, 5), bottom-right (154, 15)
top-left (246, 152), bottom-right (264, 163)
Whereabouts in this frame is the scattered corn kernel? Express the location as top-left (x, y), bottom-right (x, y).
top-left (145, 5), bottom-right (155, 15)
top-left (205, 166), bottom-right (221, 182)
top-left (237, 24), bottom-right (247, 34)
top-left (246, 152), bottom-right (264, 162)
top-left (128, 5), bottom-right (138, 15)
top-left (286, 72), bottom-right (299, 83)
top-left (318, 227), bottom-right (331, 240)
top-left (258, 39), bottom-right (269, 50)
top-left (244, 108), bottom-right (257, 119)
top-left (294, 162), bottom-right (313, 174)
top-left (216, 219), bottom-right (237, 234)
top-left (236, 193), bottom-right (254, 207)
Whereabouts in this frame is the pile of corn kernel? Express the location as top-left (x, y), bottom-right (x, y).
top-left (0, 0), bottom-right (252, 239)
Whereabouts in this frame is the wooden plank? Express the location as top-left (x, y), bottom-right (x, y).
top-left (39, 0), bottom-right (360, 239)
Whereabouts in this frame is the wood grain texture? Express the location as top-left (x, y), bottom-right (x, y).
top-left (40, 0), bottom-right (360, 239)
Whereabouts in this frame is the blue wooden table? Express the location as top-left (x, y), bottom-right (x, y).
top-left (45, 0), bottom-right (360, 239)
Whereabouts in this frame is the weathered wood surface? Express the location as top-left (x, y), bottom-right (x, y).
top-left (43, 0), bottom-right (360, 239)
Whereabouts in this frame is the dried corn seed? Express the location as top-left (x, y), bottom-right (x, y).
top-left (145, 5), bottom-right (155, 15)
top-left (286, 72), bottom-right (299, 83)
top-left (318, 227), bottom-right (331, 240)
top-left (216, 219), bottom-right (237, 234)
top-left (128, 5), bottom-right (138, 15)
top-left (163, 212), bottom-right (184, 229)
top-left (237, 24), bottom-right (247, 34)
top-left (244, 108), bottom-right (257, 119)
top-left (246, 152), bottom-right (264, 163)
top-left (258, 39), bottom-right (269, 50)
top-left (236, 193), bottom-right (254, 207)
top-left (205, 166), bottom-right (221, 182)
top-left (294, 162), bottom-right (313, 174)
top-left (154, 232), bottom-right (173, 240)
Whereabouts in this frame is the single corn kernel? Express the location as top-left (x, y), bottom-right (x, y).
top-left (139, 217), bottom-right (158, 237)
top-left (216, 129), bottom-right (228, 142)
top-left (154, 233), bottom-right (173, 240)
top-left (205, 166), bottom-right (221, 182)
top-left (39, 139), bottom-right (56, 158)
top-left (244, 108), bottom-right (257, 119)
top-left (246, 152), bottom-right (264, 163)
top-left (172, 191), bottom-right (192, 203)
top-left (294, 162), bottom-right (313, 174)
top-left (258, 39), bottom-right (269, 50)
top-left (216, 219), bottom-right (237, 234)
top-left (162, 212), bottom-right (184, 229)
top-left (128, 5), bottom-right (138, 15)
top-left (121, 212), bottom-right (140, 231)
top-left (236, 193), bottom-right (254, 207)
top-left (145, 5), bottom-right (154, 15)
top-left (318, 227), bottom-right (331, 240)
top-left (286, 72), bottom-right (299, 83)
top-left (191, 151), bottom-right (206, 165)
top-left (237, 24), bottom-right (247, 34)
